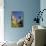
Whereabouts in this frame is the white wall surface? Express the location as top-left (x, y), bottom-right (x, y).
top-left (40, 0), bottom-right (46, 27)
top-left (0, 0), bottom-right (4, 42)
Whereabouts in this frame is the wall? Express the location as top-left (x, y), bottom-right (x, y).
top-left (0, 0), bottom-right (4, 42)
top-left (40, 0), bottom-right (46, 27)
top-left (4, 0), bottom-right (40, 42)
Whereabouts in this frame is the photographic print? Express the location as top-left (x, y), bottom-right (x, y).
top-left (11, 11), bottom-right (24, 27)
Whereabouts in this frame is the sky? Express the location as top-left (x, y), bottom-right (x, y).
top-left (12, 11), bottom-right (24, 20)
